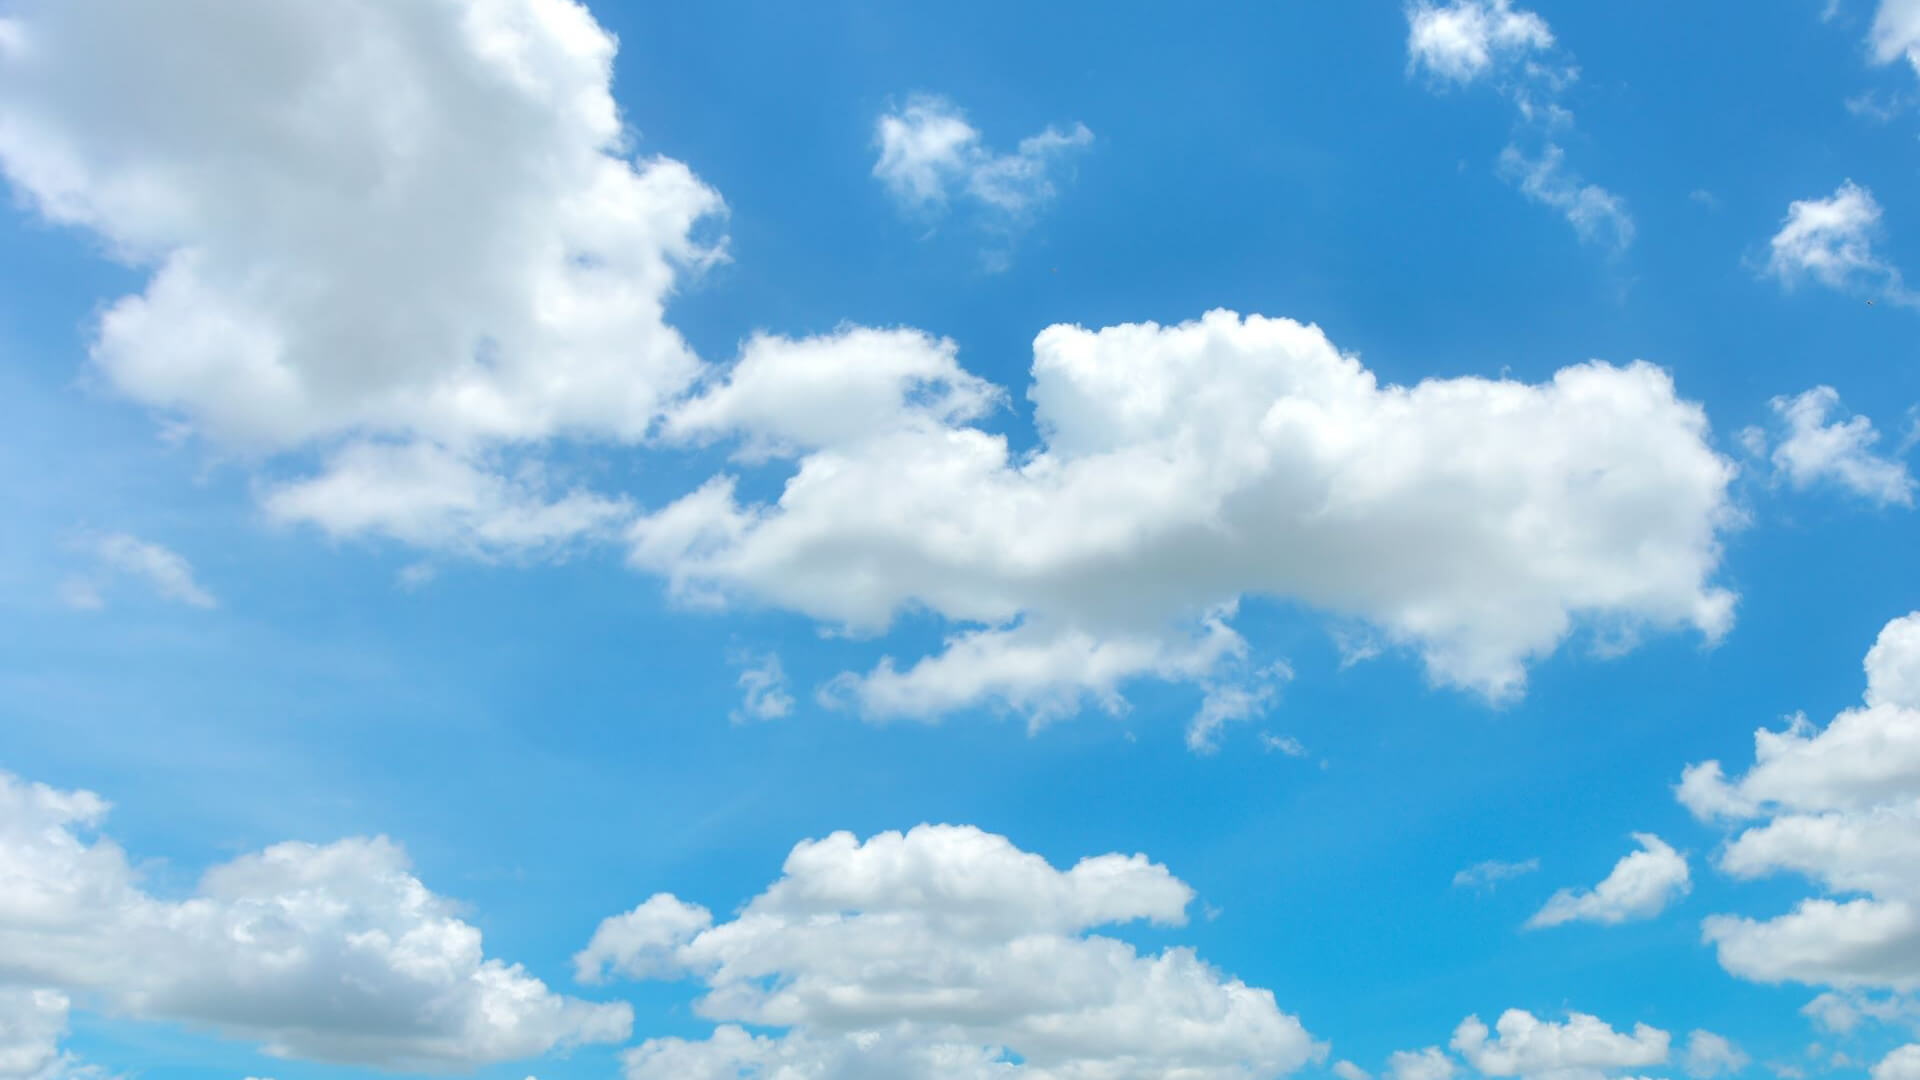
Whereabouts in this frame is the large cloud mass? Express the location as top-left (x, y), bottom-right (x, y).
top-left (1683, 613), bottom-right (1920, 988)
top-left (636, 311), bottom-right (1739, 718)
top-left (0, 770), bottom-right (630, 1070)
top-left (579, 823), bottom-right (1323, 1080)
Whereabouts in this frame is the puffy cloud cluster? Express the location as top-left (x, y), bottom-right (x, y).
top-left (1682, 613), bottom-right (1920, 988)
top-left (1526, 833), bottom-right (1691, 929)
top-left (1383, 1010), bottom-right (1686, 1080)
top-left (1765, 182), bottom-right (1910, 302)
top-left (1406, 1), bottom-right (1630, 249)
top-left (0, 989), bottom-right (77, 1080)
top-left (634, 311), bottom-right (1739, 724)
top-left (1745, 387), bottom-right (1915, 507)
top-left (0, 770), bottom-right (629, 1071)
top-left (0, 0), bottom-right (724, 556)
top-left (578, 823), bottom-right (1323, 1080)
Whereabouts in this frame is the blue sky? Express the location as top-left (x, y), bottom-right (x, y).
top-left (5, 1), bottom-right (1920, 1079)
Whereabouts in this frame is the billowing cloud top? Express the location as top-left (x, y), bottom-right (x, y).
top-left (579, 823), bottom-right (1323, 1080)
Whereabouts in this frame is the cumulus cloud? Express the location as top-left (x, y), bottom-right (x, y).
top-left (1406, 0), bottom-right (1554, 83)
top-left (634, 310), bottom-right (1739, 724)
top-left (1754, 387), bottom-right (1915, 506)
top-left (0, 0), bottom-right (723, 549)
top-left (1407, 1), bottom-right (1630, 249)
top-left (1873, 0), bottom-right (1920, 73)
top-left (0, 989), bottom-right (78, 1080)
top-left (1451, 1010), bottom-right (1670, 1080)
top-left (1683, 1030), bottom-right (1750, 1079)
top-left (1878, 1045), bottom-right (1920, 1080)
top-left (578, 824), bottom-right (1324, 1080)
top-left (1801, 990), bottom-right (1920, 1034)
top-left (1765, 182), bottom-right (1911, 301)
top-left (1526, 833), bottom-right (1691, 929)
top-left (873, 95), bottom-right (1091, 240)
top-left (1453, 858), bottom-right (1540, 891)
top-left (0, 769), bottom-right (629, 1071)
top-left (1392, 1048), bottom-right (1462, 1080)
top-left (1682, 612), bottom-right (1920, 988)
top-left (1337, 1061), bottom-right (1377, 1080)
top-left (60, 532), bottom-right (216, 610)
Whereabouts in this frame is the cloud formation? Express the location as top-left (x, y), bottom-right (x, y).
top-left (1750, 387), bottom-right (1915, 507)
top-left (635, 311), bottom-right (1739, 720)
top-left (579, 824), bottom-right (1324, 1080)
top-left (0, 769), bottom-right (630, 1071)
top-left (1765, 182), bottom-right (1910, 302)
top-left (60, 532), bottom-right (216, 610)
top-left (1682, 612), bottom-right (1920, 988)
top-left (1526, 833), bottom-right (1691, 929)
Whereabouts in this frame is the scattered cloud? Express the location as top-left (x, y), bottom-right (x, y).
top-left (1453, 858), bottom-right (1541, 891)
top-left (873, 95), bottom-right (1091, 263)
top-left (0, 769), bottom-right (630, 1071)
top-left (1877, 1045), bottom-right (1920, 1080)
top-left (1392, 1047), bottom-right (1462, 1080)
top-left (1802, 990), bottom-right (1920, 1034)
top-left (1684, 1030), bottom-right (1751, 1079)
top-left (580, 824), bottom-right (1325, 1079)
top-left (1407, 1), bottom-right (1631, 249)
top-left (728, 650), bottom-right (795, 723)
top-left (1757, 387), bottom-right (1915, 506)
top-left (1338, 1061), bottom-right (1376, 1080)
top-left (1682, 612), bottom-right (1920, 988)
top-left (1261, 732), bottom-right (1310, 757)
top-left (1526, 833), bottom-right (1690, 929)
top-left (61, 532), bottom-right (215, 611)
top-left (1765, 182), bottom-right (1912, 302)
top-left (1872, 0), bottom-right (1920, 73)
top-left (1452, 1010), bottom-right (1670, 1080)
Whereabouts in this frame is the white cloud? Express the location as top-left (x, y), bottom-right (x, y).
top-left (0, 769), bottom-right (630, 1071)
top-left (1498, 144), bottom-right (1634, 251)
top-left (1261, 732), bottom-right (1310, 758)
top-left (1683, 612), bottom-right (1920, 988)
top-left (729, 650), bottom-right (795, 724)
top-left (1451, 1010), bottom-right (1670, 1080)
top-left (634, 310), bottom-right (1739, 725)
top-left (1683, 1030), bottom-right (1750, 1079)
top-left (1406, 0), bottom-right (1555, 84)
top-left (873, 95), bottom-right (1092, 221)
top-left (1877, 1045), bottom-right (1920, 1080)
top-left (1527, 833), bottom-right (1691, 929)
top-left (1407, 1), bottom-right (1631, 248)
top-left (1453, 858), bottom-right (1540, 891)
top-left (1757, 387), bottom-right (1915, 507)
top-left (580, 824), bottom-right (1324, 1080)
top-left (1765, 182), bottom-right (1909, 300)
top-left (1338, 1061), bottom-right (1376, 1080)
top-left (263, 441), bottom-right (632, 559)
top-left (1873, 0), bottom-right (1920, 73)
top-left (1392, 1048), bottom-right (1461, 1080)
top-left (0, 0), bottom-right (723, 548)
top-left (1801, 990), bottom-right (1920, 1034)
top-left (0, 989), bottom-right (74, 1080)
top-left (62, 532), bottom-right (216, 610)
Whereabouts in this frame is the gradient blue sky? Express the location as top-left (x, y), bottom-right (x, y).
top-left (5, 2), bottom-right (1920, 1080)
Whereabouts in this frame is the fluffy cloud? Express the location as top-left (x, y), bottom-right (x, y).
top-left (1682, 613), bottom-right (1920, 988)
top-left (1750, 387), bottom-right (1915, 507)
top-left (1407, 1), bottom-right (1630, 249)
top-left (579, 823), bottom-right (1323, 1080)
top-left (1405, 0), bottom-right (1554, 84)
top-left (1801, 990), bottom-right (1920, 1034)
top-left (1526, 833), bottom-right (1690, 929)
top-left (60, 532), bottom-right (216, 610)
top-left (0, 989), bottom-right (73, 1080)
top-left (1451, 1010), bottom-right (1669, 1080)
top-left (1765, 182), bottom-right (1910, 301)
top-left (0, 769), bottom-right (630, 1070)
top-left (1392, 1048), bottom-right (1462, 1080)
top-left (634, 310), bottom-right (1738, 722)
top-left (1337, 1061), bottom-right (1376, 1080)
top-left (1873, 0), bottom-right (1920, 73)
top-left (873, 95), bottom-right (1092, 221)
top-left (0, 0), bottom-right (722, 546)
top-left (1682, 1030), bottom-right (1750, 1079)
top-left (1877, 1045), bottom-right (1920, 1080)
